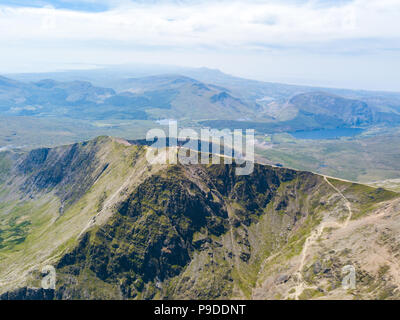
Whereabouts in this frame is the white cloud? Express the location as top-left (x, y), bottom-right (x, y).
top-left (0, 0), bottom-right (399, 91)
top-left (0, 0), bottom-right (399, 50)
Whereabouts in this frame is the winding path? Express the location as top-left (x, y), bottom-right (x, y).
top-left (292, 176), bottom-right (353, 299)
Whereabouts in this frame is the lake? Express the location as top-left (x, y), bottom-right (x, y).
top-left (288, 128), bottom-right (364, 140)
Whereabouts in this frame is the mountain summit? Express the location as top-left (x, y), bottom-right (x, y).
top-left (0, 137), bottom-right (399, 299)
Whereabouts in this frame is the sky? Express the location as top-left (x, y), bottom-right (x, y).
top-left (0, 0), bottom-right (399, 91)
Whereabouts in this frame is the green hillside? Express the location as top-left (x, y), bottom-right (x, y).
top-left (1, 137), bottom-right (399, 300)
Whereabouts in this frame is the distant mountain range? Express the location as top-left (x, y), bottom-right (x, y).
top-left (289, 92), bottom-right (374, 126)
top-left (0, 75), bottom-right (256, 121)
top-left (2, 66), bottom-right (400, 133)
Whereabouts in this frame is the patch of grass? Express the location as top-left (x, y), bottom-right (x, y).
top-left (298, 288), bottom-right (324, 300)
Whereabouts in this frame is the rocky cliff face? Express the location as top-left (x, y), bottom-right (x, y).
top-left (16, 138), bottom-right (112, 208)
top-left (54, 164), bottom-right (316, 299)
top-left (0, 137), bottom-right (399, 300)
top-left (0, 287), bottom-right (54, 300)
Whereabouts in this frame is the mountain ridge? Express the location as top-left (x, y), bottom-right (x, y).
top-left (1, 72), bottom-right (399, 133)
top-left (1, 136), bottom-right (400, 299)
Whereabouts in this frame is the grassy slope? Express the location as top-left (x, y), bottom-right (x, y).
top-left (0, 137), bottom-right (158, 292)
top-left (0, 137), bottom-right (399, 300)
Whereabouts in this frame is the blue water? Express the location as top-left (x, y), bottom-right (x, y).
top-left (289, 128), bottom-right (364, 140)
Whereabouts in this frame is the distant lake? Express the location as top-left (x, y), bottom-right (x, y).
top-left (288, 128), bottom-right (364, 140)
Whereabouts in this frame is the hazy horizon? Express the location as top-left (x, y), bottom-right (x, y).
top-left (1, 0), bottom-right (399, 91)
top-left (3, 62), bottom-right (400, 94)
